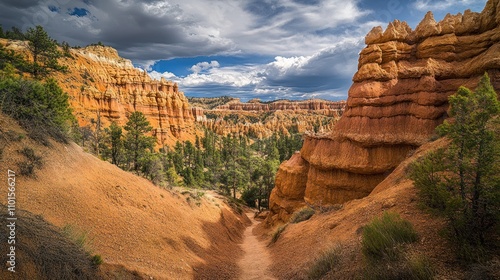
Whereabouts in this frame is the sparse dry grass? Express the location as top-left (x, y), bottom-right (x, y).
top-left (290, 207), bottom-right (315, 224)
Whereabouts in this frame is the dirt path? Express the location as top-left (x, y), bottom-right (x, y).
top-left (238, 212), bottom-right (277, 280)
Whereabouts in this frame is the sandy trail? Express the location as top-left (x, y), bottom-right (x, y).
top-left (238, 212), bottom-right (277, 280)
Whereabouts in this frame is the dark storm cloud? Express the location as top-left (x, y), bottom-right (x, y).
top-left (0, 0), bottom-right (39, 9)
top-left (0, 0), bottom-right (236, 63)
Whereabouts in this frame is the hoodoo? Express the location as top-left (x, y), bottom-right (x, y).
top-left (268, 0), bottom-right (500, 223)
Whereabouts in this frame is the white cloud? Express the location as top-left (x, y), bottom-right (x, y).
top-left (413, 0), bottom-right (485, 11)
top-left (148, 38), bottom-right (362, 100)
top-left (190, 61), bottom-right (220, 74)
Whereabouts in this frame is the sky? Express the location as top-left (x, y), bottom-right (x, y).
top-left (0, 0), bottom-right (489, 101)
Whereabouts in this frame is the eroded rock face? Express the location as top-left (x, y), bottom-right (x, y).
top-left (66, 46), bottom-right (196, 145)
top-left (215, 99), bottom-right (345, 113)
top-left (268, 0), bottom-right (500, 223)
top-left (196, 99), bottom-right (346, 138)
top-left (0, 42), bottom-right (197, 146)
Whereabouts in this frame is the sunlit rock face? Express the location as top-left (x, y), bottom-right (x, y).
top-left (267, 0), bottom-right (500, 224)
top-left (1, 42), bottom-right (197, 146)
top-left (195, 99), bottom-right (346, 139)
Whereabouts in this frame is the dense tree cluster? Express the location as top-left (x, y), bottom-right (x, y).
top-left (80, 113), bottom-right (303, 209)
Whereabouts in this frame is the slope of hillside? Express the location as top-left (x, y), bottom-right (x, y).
top-left (0, 114), bottom-right (248, 279)
top-left (260, 139), bottom-right (499, 279)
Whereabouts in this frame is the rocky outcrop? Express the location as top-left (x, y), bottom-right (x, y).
top-left (268, 0), bottom-right (500, 223)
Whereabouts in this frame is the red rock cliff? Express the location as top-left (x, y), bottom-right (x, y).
top-left (66, 46), bottom-right (196, 146)
top-left (1, 41), bottom-right (196, 146)
top-left (268, 0), bottom-right (500, 223)
top-left (195, 99), bottom-right (345, 138)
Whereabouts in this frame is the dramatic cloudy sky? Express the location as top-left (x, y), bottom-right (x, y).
top-left (0, 0), bottom-right (488, 101)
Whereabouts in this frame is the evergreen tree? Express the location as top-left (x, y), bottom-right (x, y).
top-left (124, 111), bottom-right (155, 172)
top-left (0, 77), bottom-right (74, 143)
top-left (410, 73), bottom-right (500, 259)
top-left (4, 26), bottom-right (25, 40)
top-left (103, 122), bottom-right (123, 165)
top-left (24, 25), bottom-right (65, 78)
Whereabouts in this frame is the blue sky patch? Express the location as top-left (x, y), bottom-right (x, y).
top-left (68, 7), bottom-right (90, 17)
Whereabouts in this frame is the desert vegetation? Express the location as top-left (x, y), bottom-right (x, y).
top-left (409, 73), bottom-right (500, 262)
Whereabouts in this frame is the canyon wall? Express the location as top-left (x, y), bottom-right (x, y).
top-left (194, 99), bottom-right (345, 138)
top-left (268, 0), bottom-right (500, 223)
top-left (65, 46), bottom-right (196, 146)
top-left (1, 41), bottom-right (196, 146)
top-left (215, 99), bottom-right (345, 115)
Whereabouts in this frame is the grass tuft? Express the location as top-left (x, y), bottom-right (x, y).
top-left (307, 244), bottom-right (342, 280)
top-left (269, 224), bottom-right (287, 246)
top-left (290, 207), bottom-right (315, 224)
top-left (362, 211), bottom-right (418, 261)
top-left (17, 147), bottom-right (43, 177)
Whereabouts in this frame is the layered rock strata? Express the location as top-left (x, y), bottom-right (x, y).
top-left (66, 46), bottom-right (195, 146)
top-left (195, 99), bottom-right (345, 138)
top-left (0, 41), bottom-right (196, 146)
top-left (216, 99), bottom-right (345, 116)
top-left (268, 0), bottom-right (500, 223)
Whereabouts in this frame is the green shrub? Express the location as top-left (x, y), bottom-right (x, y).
top-left (91, 254), bottom-right (103, 266)
top-left (406, 254), bottom-right (435, 280)
top-left (361, 254), bottom-right (434, 280)
top-left (241, 186), bottom-right (259, 207)
top-left (269, 224), bottom-right (287, 246)
top-left (307, 244), bottom-right (342, 280)
top-left (362, 212), bottom-right (418, 261)
top-left (290, 207), bottom-right (315, 224)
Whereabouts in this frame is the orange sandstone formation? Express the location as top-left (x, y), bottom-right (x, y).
top-left (268, 0), bottom-right (500, 223)
top-left (215, 98), bottom-right (345, 115)
top-left (196, 99), bottom-right (345, 138)
top-left (0, 41), bottom-right (196, 146)
top-left (65, 46), bottom-right (196, 146)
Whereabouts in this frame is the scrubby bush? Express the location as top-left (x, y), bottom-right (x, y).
top-left (290, 207), bottom-right (315, 224)
top-left (406, 254), bottom-right (435, 280)
top-left (307, 244), bottom-right (342, 280)
top-left (62, 224), bottom-right (91, 252)
top-left (241, 186), bottom-right (259, 207)
top-left (269, 224), bottom-right (287, 246)
top-left (17, 147), bottom-right (43, 177)
top-left (361, 212), bottom-right (418, 261)
top-left (91, 254), bottom-right (103, 266)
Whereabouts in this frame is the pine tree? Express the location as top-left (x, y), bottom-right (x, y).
top-left (124, 111), bottom-right (155, 172)
top-left (410, 73), bottom-right (500, 258)
top-left (24, 25), bottom-right (65, 78)
top-left (105, 122), bottom-right (123, 165)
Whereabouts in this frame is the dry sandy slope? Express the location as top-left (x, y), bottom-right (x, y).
top-left (261, 139), bottom-right (499, 279)
top-left (0, 114), bottom-right (247, 279)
